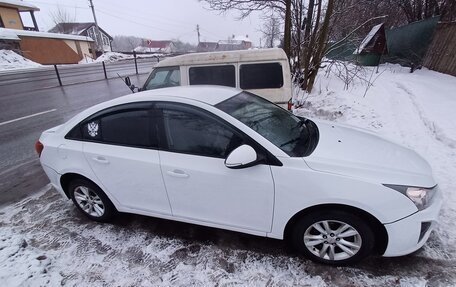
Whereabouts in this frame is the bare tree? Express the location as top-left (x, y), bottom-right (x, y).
top-left (397, 0), bottom-right (451, 23)
top-left (50, 6), bottom-right (76, 33)
top-left (200, 0), bottom-right (285, 18)
top-left (260, 13), bottom-right (281, 47)
top-left (201, 0), bottom-right (335, 94)
top-left (111, 36), bottom-right (143, 52)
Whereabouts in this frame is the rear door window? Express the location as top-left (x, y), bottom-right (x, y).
top-left (72, 103), bottom-right (158, 149)
top-left (240, 63), bottom-right (283, 89)
top-left (189, 65), bottom-right (236, 87)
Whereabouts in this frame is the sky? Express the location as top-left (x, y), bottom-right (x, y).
top-left (21, 0), bottom-right (264, 46)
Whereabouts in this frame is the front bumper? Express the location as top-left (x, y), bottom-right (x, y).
top-left (383, 186), bottom-right (443, 256)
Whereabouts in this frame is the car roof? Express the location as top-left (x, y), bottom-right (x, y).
top-left (59, 86), bottom-right (241, 135)
top-left (106, 85), bottom-right (241, 107)
top-left (156, 48), bottom-right (287, 67)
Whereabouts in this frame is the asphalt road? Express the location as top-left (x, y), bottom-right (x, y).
top-left (0, 57), bottom-right (156, 96)
top-left (0, 66), bottom-right (150, 206)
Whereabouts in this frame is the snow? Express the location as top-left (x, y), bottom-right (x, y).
top-left (94, 52), bottom-right (164, 63)
top-left (0, 49), bottom-right (42, 70)
top-left (0, 0), bottom-right (39, 11)
top-left (233, 35), bottom-right (252, 42)
top-left (78, 54), bottom-right (95, 64)
top-left (0, 28), bottom-right (94, 42)
top-left (1, 63), bottom-right (456, 286)
top-left (0, 28), bottom-right (20, 41)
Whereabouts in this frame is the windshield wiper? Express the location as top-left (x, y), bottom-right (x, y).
top-left (280, 119), bottom-right (309, 147)
top-left (280, 137), bottom-right (301, 147)
top-left (291, 118), bottom-right (306, 131)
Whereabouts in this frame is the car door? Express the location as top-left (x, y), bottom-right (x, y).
top-left (81, 103), bottom-right (172, 215)
top-left (156, 102), bottom-right (275, 232)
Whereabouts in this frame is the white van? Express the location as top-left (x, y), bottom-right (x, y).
top-left (136, 48), bottom-right (292, 108)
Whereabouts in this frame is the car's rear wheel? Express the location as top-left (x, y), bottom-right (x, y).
top-left (290, 210), bottom-right (374, 265)
top-left (69, 179), bottom-right (116, 222)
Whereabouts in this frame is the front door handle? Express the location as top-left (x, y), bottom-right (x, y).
top-left (92, 156), bottom-right (109, 164)
top-left (166, 169), bottom-right (189, 178)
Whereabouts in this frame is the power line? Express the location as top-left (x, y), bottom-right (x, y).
top-left (93, 3), bottom-right (197, 32)
top-left (95, 8), bottom-right (187, 36)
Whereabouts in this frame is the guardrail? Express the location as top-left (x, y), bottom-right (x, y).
top-left (49, 52), bottom-right (162, 87)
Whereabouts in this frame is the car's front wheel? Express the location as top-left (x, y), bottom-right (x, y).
top-left (68, 179), bottom-right (116, 222)
top-left (290, 210), bottom-right (374, 265)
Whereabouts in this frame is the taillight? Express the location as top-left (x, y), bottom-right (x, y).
top-left (287, 99), bottom-right (293, 111)
top-left (35, 140), bottom-right (44, 157)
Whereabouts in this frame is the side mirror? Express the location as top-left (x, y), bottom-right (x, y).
top-left (125, 76), bottom-right (131, 86)
top-left (225, 145), bottom-right (258, 169)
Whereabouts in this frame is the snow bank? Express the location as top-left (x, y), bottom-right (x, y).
top-left (0, 49), bottom-right (42, 70)
top-left (95, 52), bottom-right (132, 63)
top-left (94, 52), bottom-right (163, 63)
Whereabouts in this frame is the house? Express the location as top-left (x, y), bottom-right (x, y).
top-left (0, 0), bottom-right (95, 64)
top-left (0, 0), bottom-right (39, 31)
top-left (134, 40), bottom-right (176, 54)
top-left (216, 35), bottom-right (252, 51)
top-left (196, 41), bottom-right (217, 52)
top-left (49, 22), bottom-right (113, 54)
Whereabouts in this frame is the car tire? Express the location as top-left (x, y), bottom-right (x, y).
top-left (290, 210), bottom-right (374, 265)
top-left (69, 179), bottom-right (116, 222)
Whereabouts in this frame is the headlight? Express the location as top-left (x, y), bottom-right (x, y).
top-left (383, 184), bottom-right (436, 211)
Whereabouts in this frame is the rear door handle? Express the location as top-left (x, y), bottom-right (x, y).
top-left (166, 169), bottom-right (189, 178)
top-left (92, 156), bottom-right (109, 164)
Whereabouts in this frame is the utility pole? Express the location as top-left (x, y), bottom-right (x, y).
top-left (88, 0), bottom-right (103, 54)
top-left (196, 24), bottom-right (200, 44)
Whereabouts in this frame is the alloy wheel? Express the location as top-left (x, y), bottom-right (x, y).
top-left (73, 186), bottom-right (105, 217)
top-left (303, 220), bottom-right (362, 261)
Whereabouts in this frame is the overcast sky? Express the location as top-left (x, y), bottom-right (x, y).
top-left (23, 0), bottom-right (264, 46)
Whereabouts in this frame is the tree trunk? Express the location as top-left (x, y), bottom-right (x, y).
top-left (283, 0), bottom-right (292, 58)
top-left (305, 0), bottom-right (334, 93)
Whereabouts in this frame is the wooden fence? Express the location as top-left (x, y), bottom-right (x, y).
top-left (423, 22), bottom-right (456, 76)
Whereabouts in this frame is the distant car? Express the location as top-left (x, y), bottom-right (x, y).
top-left (36, 86), bottom-right (442, 265)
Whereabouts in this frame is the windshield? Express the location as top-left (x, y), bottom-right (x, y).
top-left (216, 92), bottom-right (319, 157)
top-left (142, 66), bottom-right (180, 90)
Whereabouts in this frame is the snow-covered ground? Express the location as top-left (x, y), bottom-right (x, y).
top-left (80, 52), bottom-right (165, 64)
top-left (1, 64), bottom-right (455, 286)
top-left (0, 49), bottom-right (42, 70)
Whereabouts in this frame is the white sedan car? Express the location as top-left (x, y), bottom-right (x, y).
top-left (36, 86), bottom-right (442, 265)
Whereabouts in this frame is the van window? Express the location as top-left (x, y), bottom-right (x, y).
top-left (189, 65), bottom-right (235, 87)
top-left (143, 67), bottom-right (180, 90)
top-left (240, 63), bottom-right (283, 89)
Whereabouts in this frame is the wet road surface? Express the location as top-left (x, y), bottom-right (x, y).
top-left (0, 73), bottom-right (149, 206)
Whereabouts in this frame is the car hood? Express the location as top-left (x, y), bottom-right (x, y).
top-left (303, 119), bottom-right (435, 187)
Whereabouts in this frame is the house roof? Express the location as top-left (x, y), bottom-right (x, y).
top-left (233, 35), bottom-right (251, 42)
top-left (354, 23), bottom-right (384, 54)
top-left (1, 27), bottom-right (94, 42)
top-left (0, 28), bottom-right (20, 40)
top-left (156, 48), bottom-right (287, 67)
top-left (48, 22), bottom-right (113, 40)
top-left (197, 42), bottom-right (217, 48)
top-left (146, 40), bottom-right (173, 48)
top-left (0, 0), bottom-right (39, 11)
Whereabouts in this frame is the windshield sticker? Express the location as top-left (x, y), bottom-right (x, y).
top-left (87, 122), bottom-right (99, 137)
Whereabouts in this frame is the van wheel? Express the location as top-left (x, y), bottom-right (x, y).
top-left (290, 210), bottom-right (374, 265)
top-left (68, 179), bottom-right (116, 222)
